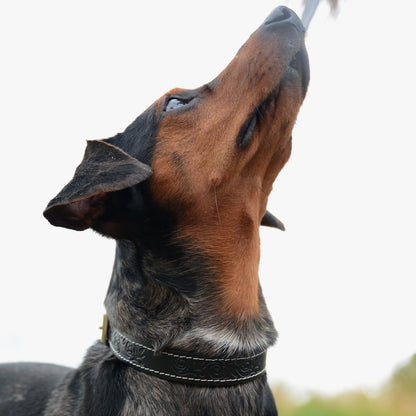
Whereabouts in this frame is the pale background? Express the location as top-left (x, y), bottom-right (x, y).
top-left (1, 0), bottom-right (415, 396)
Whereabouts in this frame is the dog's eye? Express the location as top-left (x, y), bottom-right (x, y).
top-left (164, 97), bottom-right (188, 112)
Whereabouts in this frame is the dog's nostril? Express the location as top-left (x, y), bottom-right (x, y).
top-left (263, 6), bottom-right (304, 31)
top-left (265, 6), bottom-right (291, 24)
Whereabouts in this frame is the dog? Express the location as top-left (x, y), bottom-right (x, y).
top-left (0, 6), bottom-right (309, 416)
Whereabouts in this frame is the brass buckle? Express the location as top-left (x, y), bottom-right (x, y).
top-left (99, 314), bottom-right (109, 345)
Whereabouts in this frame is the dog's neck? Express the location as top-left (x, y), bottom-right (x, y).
top-left (104, 235), bottom-right (277, 356)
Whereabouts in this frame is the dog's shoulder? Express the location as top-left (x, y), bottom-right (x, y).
top-left (44, 342), bottom-right (129, 416)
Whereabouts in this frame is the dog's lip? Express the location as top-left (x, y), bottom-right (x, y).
top-left (237, 87), bottom-right (280, 150)
top-left (237, 112), bottom-right (257, 149)
top-left (286, 48), bottom-right (310, 97)
top-left (237, 45), bottom-right (308, 150)
top-left (237, 43), bottom-right (308, 151)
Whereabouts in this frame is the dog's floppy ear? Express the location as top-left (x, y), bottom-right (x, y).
top-left (261, 210), bottom-right (285, 231)
top-left (43, 140), bottom-right (152, 231)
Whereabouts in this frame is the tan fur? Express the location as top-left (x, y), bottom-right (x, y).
top-left (150, 30), bottom-right (305, 318)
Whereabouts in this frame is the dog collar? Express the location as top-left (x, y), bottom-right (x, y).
top-left (101, 317), bottom-right (267, 387)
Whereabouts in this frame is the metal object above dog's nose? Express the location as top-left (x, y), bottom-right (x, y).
top-left (263, 6), bottom-right (305, 32)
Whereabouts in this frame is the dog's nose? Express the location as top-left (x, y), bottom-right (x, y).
top-left (263, 6), bottom-right (305, 32)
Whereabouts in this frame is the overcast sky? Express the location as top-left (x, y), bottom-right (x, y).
top-left (1, 0), bottom-right (415, 396)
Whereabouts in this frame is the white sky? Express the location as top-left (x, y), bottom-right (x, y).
top-left (1, 0), bottom-right (415, 396)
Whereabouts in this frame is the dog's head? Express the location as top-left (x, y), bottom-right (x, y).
top-left (44, 6), bottom-right (309, 246)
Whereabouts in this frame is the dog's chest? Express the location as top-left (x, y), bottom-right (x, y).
top-left (120, 371), bottom-right (268, 416)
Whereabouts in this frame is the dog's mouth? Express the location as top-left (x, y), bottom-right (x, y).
top-left (287, 49), bottom-right (310, 98)
top-left (237, 113), bottom-right (257, 150)
top-left (237, 47), bottom-right (309, 150)
top-left (237, 92), bottom-right (278, 150)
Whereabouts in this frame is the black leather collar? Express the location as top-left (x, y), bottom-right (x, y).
top-left (104, 322), bottom-right (267, 387)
